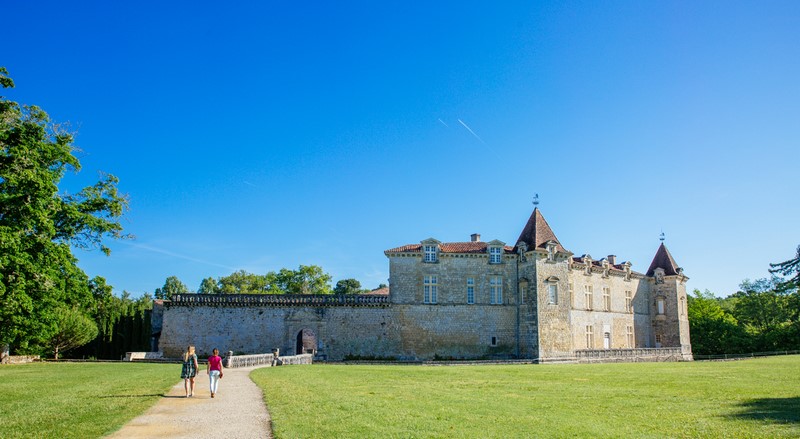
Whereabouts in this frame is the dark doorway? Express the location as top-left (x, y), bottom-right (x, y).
top-left (296, 329), bottom-right (317, 355)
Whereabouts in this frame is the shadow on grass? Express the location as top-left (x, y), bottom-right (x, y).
top-left (729, 397), bottom-right (800, 424)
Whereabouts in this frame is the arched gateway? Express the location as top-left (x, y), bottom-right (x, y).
top-left (296, 329), bottom-right (317, 355)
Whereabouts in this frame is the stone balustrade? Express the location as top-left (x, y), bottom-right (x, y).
top-left (225, 352), bottom-right (313, 368)
top-left (168, 293), bottom-right (389, 308)
top-left (575, 347), bottom-right (684, 363)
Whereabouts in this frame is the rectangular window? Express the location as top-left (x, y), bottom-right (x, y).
top-left (626, 325), bottom-right (634, 348)
top-left (490, 336), bottom-right (497, 346)
top-left (423, 275), bottom-right (437, 304)
top-left (466, 277), bottom-right (475, 305)
top-left (657, 298), bottom-right (665, 315)
top-left (423, 245), bottom-right (437, 263)
top-left (603, 287), bottom-right (611, 311)
top-left (625, 290), bottom-right (633, 313)
top-left (655, 334), bottom-right (663, 348)
top-left (585, 325), bottom-right (594, 349)
top-left (584, 285), bottom-right (593, 310)
top-left (490, 276), bottom-right (503, 304)
top-left (489, 247), bottom-right (502, 264)
top-left (548, 284), bottom-right (558, 304)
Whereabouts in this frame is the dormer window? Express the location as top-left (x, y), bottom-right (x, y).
top-left (583, 255), bottom-right (593, 275)
top-left (623, 262), bottom-right (632, 281)
top-left (489, 246), bottom-right (502, 264)
top-left (546, 241), bottom-right (557, 262)
top-left (423, 245), bottom-right (438, 263)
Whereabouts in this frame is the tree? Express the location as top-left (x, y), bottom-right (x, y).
top-left (687, 290), bottom-right (747, 355)
top-left (0, 67), bottom-right (129, 355)
top-left (198, 277), bottom-right (220, 294)
top-left (276, 265), bottom-right (332, 294)
top-left (218, 270), bottom-right (269, 294)
top-left (155, 276), bottom-right (189, 300)
top-left (49, 307), bottom-right (98, 360)
top-left (334, 278), bottom-right (364, 295)
top-left (770, 245), bottom-right (800, 292)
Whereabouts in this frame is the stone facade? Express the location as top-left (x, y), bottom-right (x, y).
top-left (157, 207), bottom-right (692, 362)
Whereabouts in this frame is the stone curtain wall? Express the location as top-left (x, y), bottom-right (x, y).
top-left (159, 294), bottom-right (518, 361)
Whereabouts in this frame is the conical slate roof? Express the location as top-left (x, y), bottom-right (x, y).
top-left (646, 243), bottom-right (681, 276)
top-left (515, 207), bottom-right (568, 253)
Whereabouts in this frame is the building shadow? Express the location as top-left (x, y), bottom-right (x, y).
top-left (728, 397), bottom-right (800, 424)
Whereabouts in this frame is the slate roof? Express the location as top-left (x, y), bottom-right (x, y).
top-left (515, 207), bottom-right (569, 253)
top-left (646, 243), bottom-right (681, 276)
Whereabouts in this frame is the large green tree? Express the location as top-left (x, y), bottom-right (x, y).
top-left (687, 289), bottom-right (747, 355)
top-left (276, 265), bottom-right (332, 294)
top-left (770, 245), bottom-right (800, 292)
top-left (0, 68), bottom-right (129, 355)
top-left (154, 276), bottom-right (189, 300)
top-left (49, 307), bottom-right (98, 360)
top-left (334, 278), bottom-right (365, 295)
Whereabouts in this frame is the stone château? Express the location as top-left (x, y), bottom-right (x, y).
top-left (156, 206), bottom-right (692, 362)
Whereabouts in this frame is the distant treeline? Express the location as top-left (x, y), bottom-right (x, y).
top-left (154, 266), bottom-right (384, 299)
top-left (688, 271), bottom-right (800, 356)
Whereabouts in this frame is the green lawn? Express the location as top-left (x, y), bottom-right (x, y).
top-left (252, 356), bottom-right (800, 438)
top-left (0, 362), bottom-right (177, 439)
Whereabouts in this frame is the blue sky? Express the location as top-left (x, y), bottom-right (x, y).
top-left (5, 1), bottom-right (799, 297)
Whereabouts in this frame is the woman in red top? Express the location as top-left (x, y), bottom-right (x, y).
top-left (206, 348), bottom-right (224, 398)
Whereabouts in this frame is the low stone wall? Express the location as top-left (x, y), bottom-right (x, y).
top-left (225, 352), bottom-right (313, 368)
top-left (575, 347), bottom-right (685, 363)
top-left (226, 353), bottom-right (275, 368)
top-left (276, 353), bottom-right (313, 365)
top-left (124, 352), bottom-right (164, 361)
top-left (2, 355), bottom-right (40, 365)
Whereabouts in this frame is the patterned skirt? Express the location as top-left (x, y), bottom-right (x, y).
top-left (181, 358), bottom-right (197, 378)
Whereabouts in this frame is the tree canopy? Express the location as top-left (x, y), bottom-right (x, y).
top-left (334, 278), bottom-right (365, 295)
top-left (770, 245), bottom-right (800, 292)
top-left (155, 276), bottom-right (189, 300)
top-left (198, 265), bottom-right (334, 295)
top-left (0, 67), bottom-right (128, 355)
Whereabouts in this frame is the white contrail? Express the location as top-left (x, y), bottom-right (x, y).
top-left (243, 181), bottom-right (257, 187)
top-left (438, 118), bottom-right (449, 128)
top-left (121, 241), bottom-right (238, 271)
top-left (458, 119), bottom-right (486, 144)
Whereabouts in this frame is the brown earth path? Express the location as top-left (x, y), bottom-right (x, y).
top-left (106, 365), bottom-right (272, 439)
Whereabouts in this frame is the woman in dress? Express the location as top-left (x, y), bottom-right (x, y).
top-left (206, 348), bottom-right (224, 398)
top-left (181, 345), bottom-right (199, 397)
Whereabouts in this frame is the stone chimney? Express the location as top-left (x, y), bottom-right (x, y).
top-left (607, 255), bottom-right (616, 265)
top-left (471, 233), bottom-right (481, 242)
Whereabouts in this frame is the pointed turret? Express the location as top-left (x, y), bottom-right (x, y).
top-left (646, 243), bottom-right (681, 276)
top-left (515, 207), bottom-right (568, 253)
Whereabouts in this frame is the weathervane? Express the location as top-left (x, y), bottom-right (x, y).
top-left (532, 193), bottom-right (539, 207)
top-left (659, 230), bottom-right (665, 242)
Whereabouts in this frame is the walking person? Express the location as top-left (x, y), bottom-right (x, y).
top-left (181, 345), bottom-right (199, 397)
top-left (207, 348), bottom-right (224, 398)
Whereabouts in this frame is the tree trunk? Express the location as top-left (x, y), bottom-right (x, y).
top-left (1, 344), bottom-right (9, 364)
top-left (54, 346), bottom-right (59, 361)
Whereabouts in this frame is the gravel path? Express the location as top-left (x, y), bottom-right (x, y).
top-left (106, 365), bottom-right (272, 438)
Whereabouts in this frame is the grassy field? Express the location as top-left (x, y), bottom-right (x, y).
top-left (252, 356), bottom-right (800, 438)
top-left (0, 362), bottom-right (177, 439)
